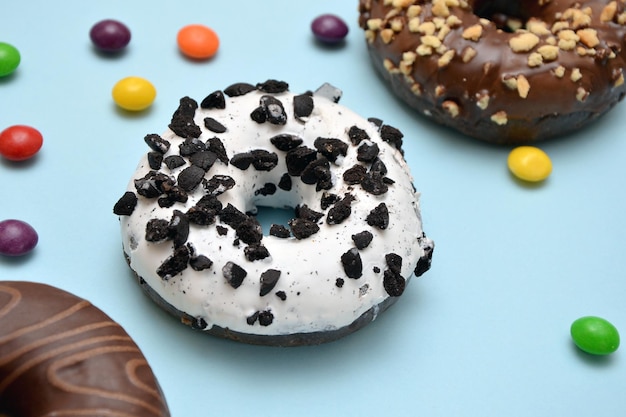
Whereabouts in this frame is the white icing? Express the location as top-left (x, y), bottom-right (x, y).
top-left (118, 85), bottom-right (433, 338)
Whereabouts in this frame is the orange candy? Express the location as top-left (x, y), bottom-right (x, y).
top-left (177, 24), bottom-right (220, 59)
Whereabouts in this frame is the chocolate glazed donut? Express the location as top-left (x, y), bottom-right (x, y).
top-left (0, 281), bottom-right (170, 417)
top-left (359, 0), bottom-right (626, 144)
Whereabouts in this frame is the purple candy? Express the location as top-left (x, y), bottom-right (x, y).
top-left (90, 19), bottom-right (131, 52)
top-left (311, 14), bottom-right (349, 44)
top-left (0, 219), bottom-right (38, 256)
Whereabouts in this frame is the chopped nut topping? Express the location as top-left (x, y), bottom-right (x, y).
top-left (526, 18), bottom-right (551, 36)
top-left (491, 111), bottom-right (508, 125)
top-left (577, 28), bottom-right (600, 48)
top-left (614, 72), bottom-right (625, 87)
top-left (392, 0), bottom-right (413, 7)
top-left (570, 68), bottom-right (582, 82)
top-left (422, 35), bottom-right (442, 48)
top-left (438, 49), bottom-right (455, 67)
top-left (442, 100), bottom-right (460, 117)
top-left (438, 24), bottom-right (452, 40)
top-left (601, 1), bottom-right (617, 22)
top-left (380, 28), bottom-right (395, 43)
top-left (435, 85), bottom-right (446, 97)
top-left (390, 18), bottom-right (404, 32)
top-left (365, 30), bottom-right (376, 43)
top-left (553, 65), bottom-right (566, 78)
top-left (407, 5), bottom-right (423, 18)
top-left (462, 46), bottom-right (477, 62)
top-left (527, 52), bottom-right (543, 67)
top-left (416, 44), bottom-right (433, 56)
top-left (476, 91), bottom-right (490, 109)
top-left (462, 24), bottom-right (483, 41)
top-left (517, 75), bottom-right (531, 98)
top-left (551, 21), bottom-right (570, 34)
top-left (367, 18), bottom-right (383, 31)
top-left (537, 45), bottom-right (559, 61)
top-left (431, 0), bottom-right (450, 17)
top-left (410, 81), bottom-right (423, 96)
top-left (408, 18), bottom-right (422, 32)
top-left (576, 87), bottom-right (589, 102)
top-left (502, 76), bottom-right (518, 90)
top-left (446, 15), bottom-right (463, 28)
top-left (418, 21), bottom-right (436, 35)
top-left (510, 32), bottom-right (540, 52)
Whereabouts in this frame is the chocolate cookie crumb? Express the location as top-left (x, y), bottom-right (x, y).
top-left (288, 218), bottom-right (320, 239)
top-left (222, 261), bottom-right (247, 289)
top-left (113, 192), bottom-right (137, 216)
top-left (204, 175), bottom-right (235, 195)
top-left (169, 97), bottom-right (202, 138)
top-left (385, 253), bottom-right (403, 274)
top-left (190, 255), bottom-right (213, 271)
top-left (144, 134), bottom-right (170, 154)
top-left (314, 137), bottom-right (348, 163)
top-left (357, 143), bottom-right (380, 162)
top-left (168, 210), bottom-right (190, 248)
top-left (224, 82), bottom-right (256, 97)
top-left (285, 146), bottom-right (317, 176)
top-left (203, 117), bottom-right (227, 133)
top-left (258, 310), bottom-right (274, 326)
top-left (383, 269), bottom-right (405, 297)
top-left (177, 165), bottom-right (205, 192)
top-left (178, 137), bottom-right (206, 156)
top-left (320, 192), bottom-right (340, 210)
top-left (301, 157), bottom-right (332, 190)
top-left (251, 150), bottom-right (279, 171)
top-left (255, 183), bottom-right (277, 196)
top-left (275, 291), bottom-right (287, 300)
top-left (270, 134), bottom-right (303, 151)
top-left (380, 124), bottom-right (404, 151)
top-left (244, 244), bottom-right (270, 261)
top-left (164, 155), bottom-right (186, 170)
top-left (341, 248), bottom-right (363, 279)
top-left (352, 231), bottom-right (373, 249)
top-left (295, 204), bottom-right (324, 223)
top-left (335, 278), bottom-right (345, 288)
top-left (326, 195), bottom-right (355, 225)
top-left (236, 218), bottom-right (263, 245)
top-left (190, 150), bottom-right (218, 171)
top-left (261, 95), bottom-right (288, 125)
top-left (206, 137), bottom-right (229, 164)
top-left (294, 94), bottom-right (314, 121)
top-left (157, 245), bottom-right (190, 279)
top-left (259, 269), bottom-right (281, 296)
top-left (343, 164), bottom-right (367, 185)
top-left (200, 90), bottom-right (226, 109)
top-left (216, 225), bottom-right (228, 236)
top-left (278, 173), bottom-right (292, 191)
top-left (145, 218), bottom-right (169, 242)
top-left (348, 125), bottom-right (370, 146)
top-left (257, 79), bottom-right (289, 93)
top-left (366, 203), bottom-right (389, 230)
top-left (269, 224), bottom-right (291, 238)
top-left (219, 204), bottom-right (248, 229)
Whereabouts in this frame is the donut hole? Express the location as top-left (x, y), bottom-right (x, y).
top-left (253, 205), bottom-right (295, 235)
top-left (473, 0), bottom-right (530, 32)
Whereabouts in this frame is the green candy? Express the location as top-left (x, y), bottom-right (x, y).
top-left (571, 316), bottom-right (620, 355)
top-left (0, 42), bottom-right (20, 77)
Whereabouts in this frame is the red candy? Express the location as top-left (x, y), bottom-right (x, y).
top-left (0, 125), bottom-right (43, 161)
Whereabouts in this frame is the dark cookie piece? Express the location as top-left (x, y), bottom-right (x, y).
top-left (247, 310), bottom-right (274, 326)
top-left (144, 133), bottom-right (170, 154)
top-left (270, 134), bottom-right (303, 151)
top-left (269, 224), bottom-right (291, 238)
top-left (278, 173), bottom-right (292, 191)
top-left (326, 195), bottom-right (355, 225)
top-left (257, 79), bottom-right (289, 93)
top-left (189, 150), bottom-right (218, 171)
top-left (244, 244), bottom-right (270, 261)
top-left (366, 203), bottom-right (389, 230)
top-left (169, 96), bottom-right (202, 138)
top-left (219, 204), bottom-right (248, 229)
top-left (348, 125), bottom-right (370, 146)
top-left (320, 192), bottom-right (340, 210)
top-left (134, 171), bottom-right (175, 198)
top-left (301, 157), bottom-right (332, 190)
top-left (206, 137), bottom-right (229, 164)
top-left (113, 191), bottom-right (138, 216)
top-left (295, 204), bottom-right (324, 223)
top-left (179, 137), bottom-right (206, 156)
top-left (222, 261), bottom-right (247, 289)
top-left (380, 124), bottom-right (403, 151)
top-left (235, 217), bottom-right (263, 245)
top-left (200, 90), bottom-right (226, 109)
top-left (204, 175), bottom-right (235, 195)
top-left (385, 253), bottom-right (403, 274)
top-left (288, 218), bottom-right (320, 239)
top-left (383, 269), bottom-right (405, 297)
top-left (259, 269), bottom-right (281, 296)
top-left (335, 278), bottom-right (345, 288)
top-left (294, 93), bottom-right (314, 121)
top-left (147, 152), bottom-right (163, 170)
top-left (314, 137), bottom-right (348, 163)
top-left (168, 210), bottom-right (190, 248)
top-left (145, 218), bottom-right (169, 242)
top-left (341, 248), bottom-right (363, 279)
top-left (357, 142), bottom-right (380, 162)
top-left (177, 165), bottom-right (205, 192)
top-left (204, 117), bottom-right (227, 133)
top-left (351, 231), bottom-right (373, 249)
top-left (157, 245), bottom-right (190, 279)
top-left (255, 183), bottom-right (277, 196)
top-left (285, 146), bottom-right (317, 176)
top-left (164, 155), bottom-right (186, 170)
top-left (343, 164), bottom-right (367, 185)
top-left (190, 254), bottom-right (213, 271)
top-left (224, 82), bottom-right (256, 97)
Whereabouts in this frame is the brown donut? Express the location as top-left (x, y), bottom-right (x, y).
top-left (358, 0), bottom-right (626, 144)
top-left (0, 281), bottom-right (170, 417)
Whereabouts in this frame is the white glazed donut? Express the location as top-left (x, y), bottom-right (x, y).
top-left (114, 80), bottom-right (434, 346)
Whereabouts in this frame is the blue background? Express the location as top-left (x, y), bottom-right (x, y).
top-left (1, 1), bottom-right (625, 416)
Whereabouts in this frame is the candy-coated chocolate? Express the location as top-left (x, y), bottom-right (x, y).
top-left (112, 76), bottom-right (156, 111)
top-left (90, 19), bottom-right (131, 52)
top-left (0, 219), bottom-right (38, 256)
top-left (0, 42), bottom-right (20, 77)
top-left (311, 14), bottom-right (349, 44)
top-left (571, 316), bottom-right (620, 355)
top-left (507, 146), bottom-right (552, 182)
top-left (177, 24), bottom-right (219, 59)
top-left (0, 125), bottom-right (43, 161)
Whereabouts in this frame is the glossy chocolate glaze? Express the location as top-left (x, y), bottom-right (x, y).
top-left (0, 281), bottom-right (170, 417)
top-left (359, 0), bottom-right (626, 144)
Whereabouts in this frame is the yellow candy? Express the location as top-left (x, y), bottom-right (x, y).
top-left (507, 146), bottom-right (552, 182)
top-left (112, 76), bottom-right (156, 111)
